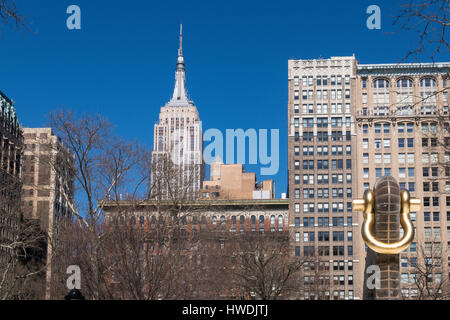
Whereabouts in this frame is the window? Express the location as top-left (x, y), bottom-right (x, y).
top-left (363, 139), bottom-right (368, 149)
top-left (375, 154), bottom-right (382, 164)
top-left (407, 123), bottom-right (414, 133)
top-left (375, 139), bottom-right (381, 149)
top-left (401, 273), bottom-right (409, 284)
top-left (384, 153), bottom-right (391, 164)
top-left (376, 168), bottom-right (382, 178)
top-left (363, 153), bottom-right (369, 164)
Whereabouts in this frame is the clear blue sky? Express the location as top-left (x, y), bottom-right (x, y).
top-left (1, 0), bottom-right (448, 197)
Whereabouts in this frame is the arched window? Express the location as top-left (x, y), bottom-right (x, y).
top-left (119, 215), bottom-right (125, 226)
top-left (396, 78), bottom-right (414, 115)
top-left (151, 216), bottom-right (156, 230)
top-left (278, 215), bottom-right (284, 232)
top-left (220, 216), bottom-right (226, 228)
top-left (420, 78), bottom-right (437, 115)
top-left (420, 77), bottom-right (436, 88)
top-left (270, 215), bottom-right (276, 232)
top-left (139, 216), bottom-right (145, 227)
top-left (397, 78), bottom-right (413, 88)
top-left (130, 216), bottom-right (136, 228)
top-left (251, 215), bottom-right (256, 232)
top-left (201, 216), bottom-right (206, 231)
top-left (231, 216), bottom-right (236, 232)
top-left (212, 216), bottom-right (217, 226)
top-left (373, 79), bottom-right (390, 88)
top-left (373, 79), bottom-right (390, 115)
top-left (240, 215), bottom-right (245, 232)
top-left (259, 215), bottom-right (265, 233)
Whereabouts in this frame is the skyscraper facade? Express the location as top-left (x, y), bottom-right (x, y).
top-left (21, 127), bottom-right (75, 299)
top-left (151, 25), bottom-right (203, 200)
top-left (355, 62), bottom-right (450, 299)
top-left (288, 57), bottom-right (450, 299)
top-left (288, 56), bottom-right (360, 300)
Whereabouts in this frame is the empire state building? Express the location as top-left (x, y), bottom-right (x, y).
top-left (151, 25), bottom-right (204, 200)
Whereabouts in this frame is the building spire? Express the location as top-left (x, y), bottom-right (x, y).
top-left (179, 23), bottom-right (183, 56)
top-left (167, 23), bottom-right (193, 107)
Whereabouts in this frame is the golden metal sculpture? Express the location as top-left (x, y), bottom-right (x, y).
top-left (353, 189), bottom-right (420, 255)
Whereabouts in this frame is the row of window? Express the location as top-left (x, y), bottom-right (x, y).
top-left (295, 245), bottom-right (353, 257)
top-left (423, 226), bottom-right (450, 238)
top-left (362, 77), bottom-right (442, 89)
top-left (294, 145), bottom-right (352, 156)
top-left (294, 104), bottom-right (352, 115)
top-left (295, 131), bottom-right (352, 142)
top-left (295, 188), bottom-right (353, 199)
top-left (294, 160), bottom-right (353, 171)
top-left (361, 138), bottom-right (415, 149)
top-left (296, 117), bottom-right (352, 128)
top-left (363, 167), bottom-right (416, 178)
top-left (294, 89), bottom-right (351, 101)
top-left (294, 216), bottom-right (353, 226)
top-left (294, 202), bottom-right (352, 215)
top-left (294, 231), bottom-right (353, 242)
top-left (295, 175), bottom-right (352, 188)
top-left (424, 211), bottom-right (450, 222)
top-left (294, 75), bottom-right (351, 87)
top-left (362, 122), bottom-right (440, 134)
top-left (118, 215), bottom-right (285, 229)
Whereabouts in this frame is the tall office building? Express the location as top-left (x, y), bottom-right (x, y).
top-left (288, 56), bottom-right (360, 300)
top-left (22, 127), bottom-right (75, 299)
top-left (151, 25), bottom-right (203, 200)
top-left (288, 57), bottom-right (450, 300)
top-left (355, 62), bottom-right (450, 299)
top-left (0, 91), bottom-right (23, 258)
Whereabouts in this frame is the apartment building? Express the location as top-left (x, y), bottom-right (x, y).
top-left (22, 127), bottom-right (75, 299)
top-left (0, 91), bottom-right (23, 259)
top-left (355, 62), bottom-right (450, 299)
top-left (200, 159), bottom-right (275, 200)
top-left (288, 56), bottom-right (360, 300)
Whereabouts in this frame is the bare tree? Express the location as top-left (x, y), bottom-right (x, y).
top-left (405, 240), bottom-right (450, 299)
top-left (211, 230), bottom-right (308, 300)
top-left (0, 178), bottom-right (48, 300)
top-left (393, 0), bottom-right (449, 62)
top-left (47, 109), bottom-right (146, 300)
top-left (0, 0), bottom-right (28, 34)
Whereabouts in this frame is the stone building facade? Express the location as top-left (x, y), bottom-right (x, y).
top-left (288, 57), bottom-right (450, 299)
top-left (151, 25), bottom-right (204, 200)
top-left (288, 56), bottom-right (360, 300)
top-left (355, 62), bottom-right (450, 298)
top-left (21, 127), bottom-right (75, 299)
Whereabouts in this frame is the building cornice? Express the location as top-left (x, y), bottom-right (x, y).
top-left (357, 62), bottom-right (450, 77)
